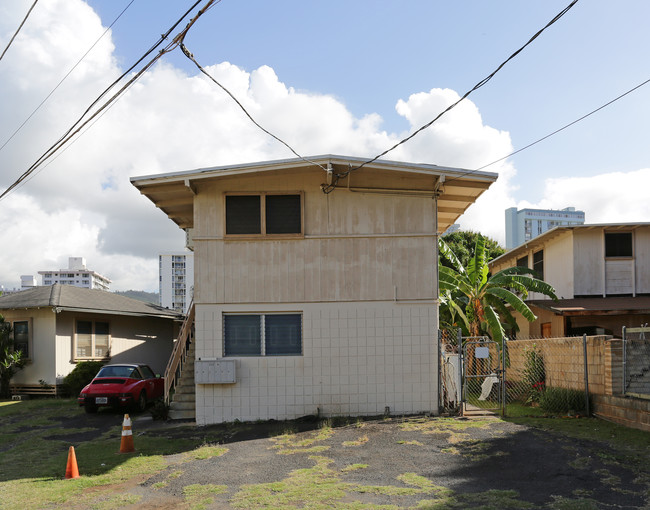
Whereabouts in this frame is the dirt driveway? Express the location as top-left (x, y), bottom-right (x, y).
top-left (90, 413), bottom-right (650, 509)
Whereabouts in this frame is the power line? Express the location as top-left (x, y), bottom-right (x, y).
top-left (0, 0), bottom-right (137, 157)
top-left (320, 0), bottom-right (580, 193)
top-left (180, 42), bottom-right (329, 173)
top-left (473, 76), bottom-right (650, 172)
top-left (0, 0), bottom-right (211, 201)
top-left (0, 0), bottom-right (39, 62)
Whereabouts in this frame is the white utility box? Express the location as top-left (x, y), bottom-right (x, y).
top-left (195, 359), bottom-right (236, 384)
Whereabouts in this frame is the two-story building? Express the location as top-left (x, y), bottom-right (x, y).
top-left (489, 223), bottom-right (650, 338)
top-left (131, 155), bottom-right (497, 425)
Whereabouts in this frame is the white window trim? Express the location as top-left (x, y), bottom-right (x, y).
top-left (73, 319), bottom-right (111, 361)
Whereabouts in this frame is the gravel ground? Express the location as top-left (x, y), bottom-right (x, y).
top-left (76, 413), bottom-right (650, 509)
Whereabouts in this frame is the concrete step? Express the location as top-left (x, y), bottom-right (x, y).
top-left (168, 409), bottom-right (195, 420)
top-left (170, 402), bottom-right (195, 411)
top-left (172, 392), bottom-right (196, 402)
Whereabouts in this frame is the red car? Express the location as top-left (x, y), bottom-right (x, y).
top-left (78, 363), bottom-right (164, 413)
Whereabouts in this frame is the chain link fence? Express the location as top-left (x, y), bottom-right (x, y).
top-left (439, 330), bottom-right (595, 416)
top-left (623, 326), bottom-right (650, 397)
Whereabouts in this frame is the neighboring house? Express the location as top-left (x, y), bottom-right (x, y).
top-left (505, 206), bottom-right (585, 249)
top-left (159, 252), bottom-right (194, 313)
top-left (0, 284), bottom-right (183, 394)
top-left (489, 223), bottom-right (650, 338)
top-left (38, 257), bottom-right (111, 290)
top-left (131, 154), bottom-right (497, 425)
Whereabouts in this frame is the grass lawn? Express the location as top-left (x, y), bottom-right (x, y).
top-left (1, 398), bottom-right (649, 509)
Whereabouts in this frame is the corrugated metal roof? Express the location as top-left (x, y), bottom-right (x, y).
top-left (0, 284), bottom-right (183, 319)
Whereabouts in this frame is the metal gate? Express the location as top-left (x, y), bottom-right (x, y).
top-left (461, 336), bottom-right (504, 415)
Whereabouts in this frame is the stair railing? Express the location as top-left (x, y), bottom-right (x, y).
top-left (164, 301), bottom-right (195, 405)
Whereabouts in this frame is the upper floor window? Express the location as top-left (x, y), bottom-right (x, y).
top-left (225, 193), bottom-right (302, 237)
top-left (533, 250), bottom-right (544, 280)
top-left (605, 232), bottom-right (632, 258)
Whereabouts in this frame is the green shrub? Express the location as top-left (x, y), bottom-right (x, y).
top-left (539, 387), bottom-right (590, 415)
top-left (522, 344), bottom-right (545, 404)
top-left (62, 361), bottom-right (106, 396)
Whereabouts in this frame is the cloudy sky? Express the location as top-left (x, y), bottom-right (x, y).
top-left (0, 0), bottom-right (649, 292)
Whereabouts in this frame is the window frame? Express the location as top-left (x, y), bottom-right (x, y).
top-left (533, 249), bottom-right (544, 281)
top-left (223, 312), bottom-right (303, 357)
top-left (12, 318), bottom-right (32, 361)
top-left (73, 319), bottom-right (111, 361)
top-left (604, 231), bottom-right (633, 259)
top-left (223, 191), bottom-right (304, 239)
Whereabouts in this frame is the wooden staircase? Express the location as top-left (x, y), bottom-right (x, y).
top-left (165, 303), bottom-right (196, 421)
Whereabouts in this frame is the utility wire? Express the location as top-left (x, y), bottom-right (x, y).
top-left (472, 76), bottom-right (650, 172)
top-left (180, 42), bottom-right (329, 172)
top-left (0, 0), bottom-right (136, 157)
top-left (0, 0), bottom-right (210, 201)
top-left (0, 0), bottom-right (39, 62)
top-left (320, 0), bottom-right (580, 193)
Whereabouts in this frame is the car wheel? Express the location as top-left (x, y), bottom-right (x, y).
top-left (137, 392), bottom-right (147, 412)
top-left (84, 403), bottom-right (98, 414)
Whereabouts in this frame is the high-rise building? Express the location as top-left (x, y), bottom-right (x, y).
top-left (38, 257), bottom-right (111, 291)
top-left (505, 206), bottom-right (585, 249)
top-left (159, 252), bottom-right (194, 313)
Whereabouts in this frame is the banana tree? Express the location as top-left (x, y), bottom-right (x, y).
top-left (439, 236), bottom-right (557, 342)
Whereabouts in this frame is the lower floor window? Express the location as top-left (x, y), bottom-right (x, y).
top-left (75, 320), bottom-right (110, 359)
top-left (224, 313), bottom-right (302, 356)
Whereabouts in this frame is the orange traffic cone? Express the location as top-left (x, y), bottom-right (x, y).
top-left (119, 413), bottom-right (135, 453)
top-left (65, 446), bottom-right (80, 479)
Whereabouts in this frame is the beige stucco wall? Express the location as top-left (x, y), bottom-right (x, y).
top-left (193, 172), bottom-right (437, 305)
top-left (194, 301), bottom-right (438, 425)
top-left (3, 308), bottom-right (57, 386)
top-left (5, 308), bottom-right (176, 387)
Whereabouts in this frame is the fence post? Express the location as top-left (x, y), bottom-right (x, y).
top-left (457, 328), bottom-right (463, 416)
top-left (437, 329), bottom-right (442, 412)
top-left (622, 326), bottom-right (627, 396)
top-left (583, 334), bottom-right (590, 416)
top-left (502, 338), bottom-right (507, 418)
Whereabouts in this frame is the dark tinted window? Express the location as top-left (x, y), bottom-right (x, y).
top-left (605, 232), bottom-right (632, 257)
top-left (224, 315), bottom-right (261, 355)
top-left (516, 255), bottom-right (528, 268)
top-left (266, 195), bottom-right (301, 234)
top-left (226, 195), bottom-right (261, 234)
top-left (265, 314), bottom-right (302, 355)
top-left (14, 321), bottom-right (28, 358)
top-left (139, 365), bottom-right (156, 379)
top-left (533, 250), bottom-right (544, 280)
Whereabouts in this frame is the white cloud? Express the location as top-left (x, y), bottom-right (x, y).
top-left (1, 0), bottom-right (645, 292)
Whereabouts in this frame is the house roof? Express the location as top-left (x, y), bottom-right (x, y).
top-left (528, 296), bottom-right (650, 316)
top-left (490, 222), bottom-right (650, 266)
top-left (130, 154), bottom-right (498, 233)
top-left (0, 284), bottom-right (184, 320)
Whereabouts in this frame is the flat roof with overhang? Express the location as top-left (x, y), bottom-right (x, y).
top-left (130, 155), bottom-right (497, 233)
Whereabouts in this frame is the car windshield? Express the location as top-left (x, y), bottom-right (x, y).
top-left (97, 366), bottom-right (137, 378)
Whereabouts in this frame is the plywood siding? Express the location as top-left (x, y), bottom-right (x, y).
top-left (635, 227), bottom-right (650, 294)
top-left (194, 170), bottom-right (437, 304)
top-left (574, 229), bottom-right (604, 296)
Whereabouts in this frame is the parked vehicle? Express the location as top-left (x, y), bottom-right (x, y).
top-left (78, 363), bottom-right (164, 414)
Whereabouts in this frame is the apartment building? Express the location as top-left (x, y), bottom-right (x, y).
top-left (38, 257), bottom-right (111, 291)
top-left (159, 252), bottom-right (194, 313)
top-left (505, 206), bottom-right (585, 249)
